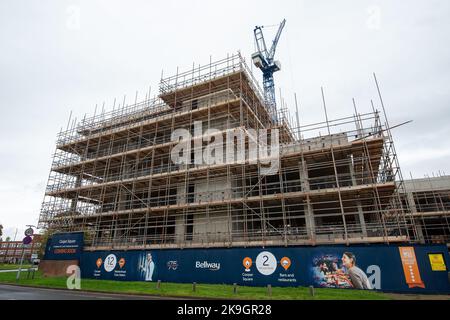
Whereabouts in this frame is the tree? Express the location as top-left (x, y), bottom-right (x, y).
top-left (5, 236), bottom-right (11, 242)
top-left (0, 224), bottom-right (3, 241)
top-left (38, 229), bottom-right (51, 258)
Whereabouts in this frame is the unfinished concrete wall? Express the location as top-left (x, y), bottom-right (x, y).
top-left (193, 211), bottom-right (230, 243)
top-left (195, 177), bottom-right (233, 202)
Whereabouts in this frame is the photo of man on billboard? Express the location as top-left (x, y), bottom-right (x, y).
top-left (139, 252), bottom-right (155, 281)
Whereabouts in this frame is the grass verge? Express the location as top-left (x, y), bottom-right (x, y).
top-left (0, 270), bottom-right (391, 300)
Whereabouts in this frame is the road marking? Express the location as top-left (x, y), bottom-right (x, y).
top-left (0, 268), bottom-right (38, 273)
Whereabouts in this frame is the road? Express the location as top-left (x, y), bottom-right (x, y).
top-left (0, 284), bottom-right (184, 300)
top-left (2, 283), bottom-right (447, 301)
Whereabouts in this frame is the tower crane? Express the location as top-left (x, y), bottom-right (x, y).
top-left (251, 19), bottom-right (286, 122)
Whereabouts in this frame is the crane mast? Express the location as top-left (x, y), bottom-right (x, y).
top-left (251, 19), bottom-right (286, 122)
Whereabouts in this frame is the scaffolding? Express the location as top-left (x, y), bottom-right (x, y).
top-left (402, 174), bottom-right (450, 246)
top-left (38, 52), bottom-right (419, 250)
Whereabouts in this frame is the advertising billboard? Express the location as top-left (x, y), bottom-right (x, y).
top-left (79, 244), bottom-right (450, 294)
top-left (44, 232), bottom-right (84, 260)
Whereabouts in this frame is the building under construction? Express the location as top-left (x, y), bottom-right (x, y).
top-left (39, 53), bottom-right (423, 251)
top-left (402, 175), bottom-right (450, 247)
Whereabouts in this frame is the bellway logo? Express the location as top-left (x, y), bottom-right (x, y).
top-left (195, 261), bottom-right (221, 271)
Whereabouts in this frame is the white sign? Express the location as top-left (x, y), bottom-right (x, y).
top-left (104, 254), bottom-right (117, 272)
top-left (256, 251), bottom-right (277, 276)
top-left (24, 228), bottom-right (34, 237)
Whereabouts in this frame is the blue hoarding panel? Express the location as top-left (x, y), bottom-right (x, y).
top-left (44, 232), bottom-right (84, 260)
top-left (79, 244), bottom-right (450, 294)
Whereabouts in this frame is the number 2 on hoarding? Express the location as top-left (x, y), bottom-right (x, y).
top-left (263, 255), bottom-right (269, 266)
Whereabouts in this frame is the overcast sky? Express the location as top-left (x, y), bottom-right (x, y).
top-left (0, 0), bottom-right (449, 239)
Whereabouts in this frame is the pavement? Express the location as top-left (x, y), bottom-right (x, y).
top-left (0, 268), bottom-right (37, 273)
top-left (386, 293), bottom-right (450, 300)
top-left (0, 284), bottom-right (185, 300)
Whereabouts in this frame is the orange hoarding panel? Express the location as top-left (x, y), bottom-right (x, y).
top-left (399, 247), bottom-right (425, 289)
